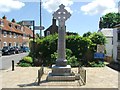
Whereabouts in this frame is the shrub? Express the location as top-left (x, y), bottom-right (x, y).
top-left (88, 61), bottom-right (105, 67)
top-left (67, 56), bottom-right (79, 67)
top-left (19, 62), bottom-right (32, 67)
top-left (30, 32), bottom-right (106, 67)
top-left (51, 49), bottom-right (79, 67)
top-left (22, 56), bottom-right (33, 63)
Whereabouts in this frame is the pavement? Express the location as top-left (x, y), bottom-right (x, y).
top-left (0, 53), bottom-right (29, 70)
top-left (0, 65), bottom-right (119, 89)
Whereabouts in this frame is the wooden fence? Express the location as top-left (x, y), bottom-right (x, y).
top-left (38, 66), bottom-right (44, 85)
top-left (78, 66), bottom-right (86, 85)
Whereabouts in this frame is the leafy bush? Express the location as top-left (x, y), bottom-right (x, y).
top-left (51, 49), bottom-right (79, 67)
top-left (18, 56), bottom-right (33, 67)
top-left (88, 61), bottom-right (105, 67)
top-left (19, 62), bottom-right (32, 67)
top-left (89, 32), bottom-right (106, 45)
top-left (29, 32), bottom-right (106, 67)
top-left (22, 56), bottom-right (33, 63)
top-left (67, 56), bottom-right (79, 67)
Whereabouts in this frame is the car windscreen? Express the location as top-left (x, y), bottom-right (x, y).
top-left (3, 47), bottom-right (9, 50)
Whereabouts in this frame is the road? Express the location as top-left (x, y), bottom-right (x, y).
top-left (0, 53), bottom-right (28, 70)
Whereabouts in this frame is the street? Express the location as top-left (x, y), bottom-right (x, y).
top-left (0, 53), bottom-right (28, 70)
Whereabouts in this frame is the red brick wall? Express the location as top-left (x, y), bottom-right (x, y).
top-left (1, 30), bottom-right (23, 47)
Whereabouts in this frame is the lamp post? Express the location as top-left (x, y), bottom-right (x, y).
top-left (53, 4), bottom-right (71, 66)
top-left (40, 0), bottom-right (42, 38)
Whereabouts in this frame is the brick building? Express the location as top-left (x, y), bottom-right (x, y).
top-left (44, 18), bottom-right (78, 37)
top-left (0, 16), bottom-right (33, 49)
top-left (44, 18), bottom-right (58, 36)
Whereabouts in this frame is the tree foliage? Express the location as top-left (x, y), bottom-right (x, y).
top-left (100, 12), bottom-right (120, 28)
top-left (83, 31), bottom-right (92, 37)
top-left (30, 32), bottom-right (106, 66)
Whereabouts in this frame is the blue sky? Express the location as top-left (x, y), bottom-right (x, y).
top-left (0, 0), bottom-right (119, 36)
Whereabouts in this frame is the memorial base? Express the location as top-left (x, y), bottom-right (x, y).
top-left (47, 65), bottom-right (77, 81)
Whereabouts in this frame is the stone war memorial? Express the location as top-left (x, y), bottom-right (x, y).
top-left (47, 4), bottom-right (79, 81)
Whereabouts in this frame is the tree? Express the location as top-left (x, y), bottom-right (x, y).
top-left (89, 32), bottom-right (106, 45)
top-left (99, 13), bottom-right (120, 28)
top-left (83, 31), bottom-right (92, 37)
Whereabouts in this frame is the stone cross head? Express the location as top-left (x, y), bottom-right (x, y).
top-left (53, 4), bottom-right (71, 26)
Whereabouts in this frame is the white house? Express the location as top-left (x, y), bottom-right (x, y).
top-left (99, 29), bottom-right (113, 57)
top-left (113, 25), bottom-right (120, 63)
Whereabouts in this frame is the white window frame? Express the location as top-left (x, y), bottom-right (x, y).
top-left (0, 20), bottom-right (4, 27)
top-left (3, 31), bottom-right (7, 37)
top-left (14, 33), bottom-right (16, 38)
top-left (9, 32), bottom-right (12, 38)
top-left (3, 42), bottom-right (7, 46)
top-left (14, 42), bottom-right (16, 46)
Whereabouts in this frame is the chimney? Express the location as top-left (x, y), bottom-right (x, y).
top-left (2, 15), bottom-right (7, 19)
top-left (99, 17), bottom-right (103, 30)
top-left (11, 19), bottom-right (16, 23)
top-left (52, 18), bottom-right (56, 25)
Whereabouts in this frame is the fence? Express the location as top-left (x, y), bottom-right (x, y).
top-left (38, 66), bottom-right (44, 85)
top-left (78, 66), bottom-right (86, 85)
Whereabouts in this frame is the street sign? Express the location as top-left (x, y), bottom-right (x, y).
top-left (94, 53), bottom-right (105, 59)
top-left (34, 26), bottom-right (45, 30)
top-left (22, 21), bottom-right (34, 26)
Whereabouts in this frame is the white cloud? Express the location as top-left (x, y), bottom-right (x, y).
top-left (81, 0), bottom-right (118, 15)
top-left (0, 0), bottom-right (25, 13)
top-left (42, 0), bottom-right (73, 13)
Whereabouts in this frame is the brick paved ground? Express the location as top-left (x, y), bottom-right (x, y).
top-left (0, 66), bottom-right (119, 89)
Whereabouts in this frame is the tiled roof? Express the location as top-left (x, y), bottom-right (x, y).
top-left (100, 28), bottom-right (113, 37)
top-left (0, 18), bottom-right (33, 36)
top-left (23, 26), bottom-right (33, 37)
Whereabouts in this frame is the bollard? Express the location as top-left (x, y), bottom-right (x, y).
top-left (12, 60), bottom-right (14, 71)
top-left (38, 70), bottom-right (40, 85)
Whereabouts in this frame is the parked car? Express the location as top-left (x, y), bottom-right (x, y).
top-left (2, 46), bottom-right (15, 55)
top-left (20, 46), bottom-right (30, 52)
top-left (13, 46), bottom-right (21, 54)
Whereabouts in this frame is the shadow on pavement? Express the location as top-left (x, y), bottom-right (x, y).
top-left (107, 61), bottom-right (120, 72)
top-left (17, 80), bottom-right (48, 87)
top-left (17, 82), bottom-right (38, 87)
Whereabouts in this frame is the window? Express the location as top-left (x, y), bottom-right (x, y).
top-left (17, 26), bottom-right (21, 30)
top-left (23, 34), bottom-right (26, 39)
top-left (16, 43), bottom-right (19, 47)
top-left (3, 42), bottom-right (7, 46)
top-left (14, 33), bottom-right (16, 38)
top-left (9, 32), bottom-right (12, 38)
top-left (9, 23), bottom-right (12, 27)
top-left (9, 43), bottom-right (12, 46)
top-left (47, 31), bottom-right (50, 36)
top-left (14, 42), bottom-right (16, 46)
top-left (15, 26), bottom-right (17, 29)
top-left (0, 20), bottom-right (4, 27)
top-left (16, 34), bottom-right (18, 38)
top-left (3, 31), bottom-right (7, 37)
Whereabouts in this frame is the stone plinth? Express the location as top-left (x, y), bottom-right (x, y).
top-left (52, 65), bottom-right (71, 76)
top-left (47, 73), bottom-right (75, 81)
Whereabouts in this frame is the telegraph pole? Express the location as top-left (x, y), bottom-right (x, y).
top-left (40, 0), bottom-right (42, 38)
